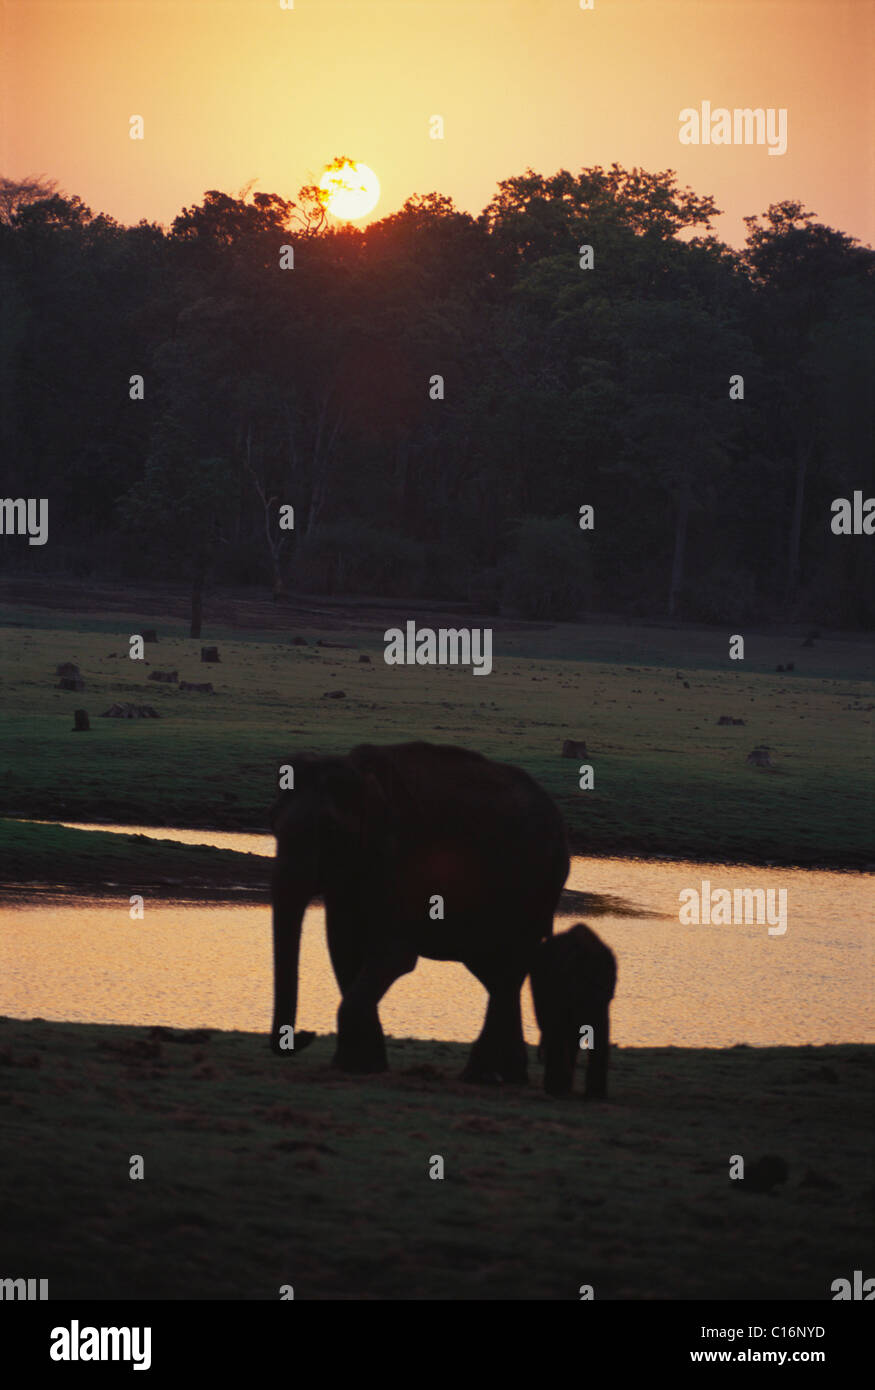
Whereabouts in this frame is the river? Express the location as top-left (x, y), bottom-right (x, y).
top-left (1, 822), bottom-right (871, 1046)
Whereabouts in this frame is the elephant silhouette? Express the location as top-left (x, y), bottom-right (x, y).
top-left (529, 922), bottom-right (617, 1098)
top-left (269, 741), bottom-right (569, 1083)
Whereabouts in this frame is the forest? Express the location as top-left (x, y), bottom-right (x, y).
top-left (1, 164), bottom-right (872, 629)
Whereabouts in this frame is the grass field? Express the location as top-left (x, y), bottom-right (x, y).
top-left (2, 584), bottom-right (870, 1304)
top-left (0, 1016), bottom-right (870, 1300)
top-left (1, 580), bottom-right (872, 874)
top-left (0, 819), bottom-right (268, 895)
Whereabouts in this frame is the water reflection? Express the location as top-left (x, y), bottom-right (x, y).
top-left (2, 825), bottom-right (871, 1047)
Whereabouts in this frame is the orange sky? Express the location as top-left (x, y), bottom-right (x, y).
top-left (2, 0), bottom-right (872, 247)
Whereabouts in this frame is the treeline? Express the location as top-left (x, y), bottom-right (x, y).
top-left (1, 166), bottom-right (872, 627)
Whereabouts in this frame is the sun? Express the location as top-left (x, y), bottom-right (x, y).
top-left (318, 158), bottom-right (380, 221)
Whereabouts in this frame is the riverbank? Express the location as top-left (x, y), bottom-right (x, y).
top-left (0, 819), bottom-right (269, 897)
top-left (0, 1016), bottom-right (870, 1299)
top-left (1, 582), bottom-right (873, 875)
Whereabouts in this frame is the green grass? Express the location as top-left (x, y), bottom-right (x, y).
top-left (0, 818), bottom-right (267, 895)
top-left (1, 594), bottom-right (873, 872)
top-left (0, 1016), bottom-right (870, 1299)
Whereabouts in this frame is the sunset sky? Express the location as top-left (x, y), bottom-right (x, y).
top-left (2, 0), bottom-right (872, 247)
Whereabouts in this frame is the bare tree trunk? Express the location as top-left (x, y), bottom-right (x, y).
top-left (786, 438), bottom-right (813, 600)
top-left (234, 418), bottom-right (245, 546)
top-left (306, 392), bottom-right (343, 535)
top-left (271, 548), bottom-right (286, 600)
top-left (191, 561), bottom-right (204, 639)
top-left (668, 480), bottom-right (692, 617)
top-left (243, 420), bottom-right (289, 599)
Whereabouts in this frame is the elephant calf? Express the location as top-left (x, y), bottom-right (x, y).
top-left (529, 922), bottom-right (617, 1098)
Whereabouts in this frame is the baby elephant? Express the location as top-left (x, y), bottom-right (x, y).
top-left (530, 923), bottom-right (617, 1098)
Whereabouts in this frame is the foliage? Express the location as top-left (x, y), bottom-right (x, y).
top-left (292, 521), bottom-right (425, 596)
top-left (0, 172), bottom-right (872, 625)
top-left (501, 516), bottom-right (591, 619)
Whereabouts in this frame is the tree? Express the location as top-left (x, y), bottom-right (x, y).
top-left (609, 300), bottom-right (753, 616)
top-left (0, 174), bottom-right (58, 223)
top-left (119, 300), bottom-right (237, 634)
top-left (501, 516), bottom-right (591, 618)
top-left (741, 202), bottom-right (875, 600)
top-left (480, 163), bottom-right (720, 270)
top-left (120, 453), bottom-right (234, 638)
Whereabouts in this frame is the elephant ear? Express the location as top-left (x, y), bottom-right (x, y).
top-left (269, 751), bottom-right (322, 833)
top-left (347, 743), bottom-right (420, 825)
top-left (320, 761), bottom-right (390, 847)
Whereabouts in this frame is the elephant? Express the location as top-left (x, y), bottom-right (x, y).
top-left (269, 741), bottom-right (569, 1082)
top-left (529, 922), bottom-right (617, 1098)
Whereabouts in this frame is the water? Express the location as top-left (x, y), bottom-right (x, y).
top-left (2, 823), bottom-right (871, 1046)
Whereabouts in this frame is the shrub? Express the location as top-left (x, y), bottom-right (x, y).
top-left (682, 566), bottom-right (758, 624)
top-left (292, 522), bottom-right (425, 597)
top-left (501, 516), bottom-right (591, 619)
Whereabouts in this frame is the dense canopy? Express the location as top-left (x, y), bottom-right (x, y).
top-left (1, 166), bottom-right (872, 627)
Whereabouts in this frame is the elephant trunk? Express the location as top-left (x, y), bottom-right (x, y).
top-left (270, 873), bottom-right (311, 1054)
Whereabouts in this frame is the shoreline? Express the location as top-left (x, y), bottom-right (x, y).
top-left (2, 815), bottom-right (870, 893)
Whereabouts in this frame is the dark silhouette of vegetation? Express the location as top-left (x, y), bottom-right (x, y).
top-left (1, 165), bottom-right (872, 625)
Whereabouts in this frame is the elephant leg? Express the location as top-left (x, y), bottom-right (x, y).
top-left (325, 908), bottom-right (385, 1060)
top-left (542, 1010), bottom-right (578, 1096)
top-left (583, 1000), bottom-right (611, 1100)
top-left (326, 915), bottom-right (366, 995)
top-left (332, 941), bottom-right (418, 1074)
top-left (462, 959), bottom-right (529, 1084)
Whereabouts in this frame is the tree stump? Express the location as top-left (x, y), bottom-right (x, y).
top-left (56, 662), bottom-right (81, 679)
top-left (322, 690), bottom-right (346, 699)
top-left (142, 630), bottom-right (158, 643)
top-left (148, 670), bottom-right (178, 682)
top-left (201, 647), bottom-right (220, 663)
top-left (562, 739), bottom-right (588, 758)
top-left (358, 654), bottom-right (371, 663)
top-left (292, 637), bottom-right (308, 645)
top-left (72, 709), bottom-right (90, 732)
top-left (101, 703), bottom-right (160, 718)
top-left (747, 747), bottom-right (772, 767)
top-left (57, 676), bottom-right (85, 691)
